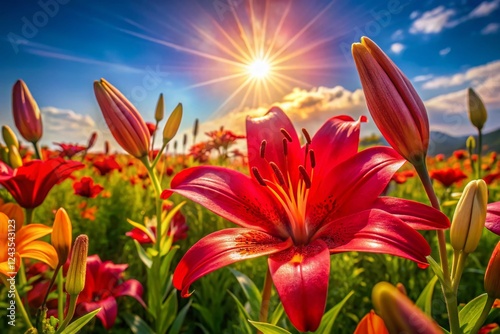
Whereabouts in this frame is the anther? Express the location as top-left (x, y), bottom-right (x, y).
top-left (302, 128), bottom-right (312, 144)
top-left (298, 165), bottom-right (312, 189)
top-left (309, 150), bottom-right (316, 168)
top-left (269, 162), bottom-right (286, 185)
top-left (282, 138), bottom-right (288, 156)
top-left (260, 140), bottom-right (267, 159)
top-left (251, 167), bottom-right (267, 186)
top-left (280, 128), bottom-right (293, 142)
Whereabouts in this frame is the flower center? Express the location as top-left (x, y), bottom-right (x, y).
top-left (251, 128), bottom-right (315, 245)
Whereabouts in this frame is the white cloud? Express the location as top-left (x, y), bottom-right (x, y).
top-left (410, 11), bottom-right (420, 19)
top-left (391, 29), bottom-right (404, 41)
top-left (422, 60), bottom-right (500, 89)
top-left (413, 74), bottom-right (434, 82)
top-left (390, 43), bottom-right (405, 54)
top-left (439, 47), bottom-right (451, 56)
top-left (410, 1), bottom-right (499, 34)
top-left (481, 22), bottom-right (500, 34)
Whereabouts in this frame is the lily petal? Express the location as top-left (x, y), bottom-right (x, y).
top-left (78, 296), bottom-right (117, 330)
top-left (486, 202), bottom-right (500, 236)
top-left (113, 279), bottom-right (146, 308)
top-left (246, 107), bottom-right (301, 186)
top-left (170, 166), bottom-right (288, 236)
top-left (20, 240), bottom-right (58, 269)
top-left (316, 209), bottom-right (430, 267)
top-left (173, 228), bottom-right (292, 297)
top-left (16, 224), bottom-right (52, 249)
top-left (268, 239), bottom-right (330, 332)
top-left (372, 197), bottom-right (450, 230)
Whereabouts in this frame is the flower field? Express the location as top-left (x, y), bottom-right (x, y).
top-left (1, 36), bottom-right (500, 334)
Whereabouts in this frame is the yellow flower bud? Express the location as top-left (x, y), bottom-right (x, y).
top-left (2, 125), bottom-right (19, 149)
top-left (52, 208), bottom-right (72, 266)
top-left (466, 136), bottom-right (476, 152)
top-left (450, 179), bottom-right (488, 253)
top-left (485, 241), bottom-right (500, 299)
top-left (8, 145), bottom-right (23, 169)
top-left (155, 93), bottom-right (164, 123)
top-left (0, 145), bottom-right (8, 163)
top-left (468, 88), bottom-right (487, 131)
top-left (163, 103), bottom-right (183, 144)
top-left (65, 234), bottom-right (88, 295)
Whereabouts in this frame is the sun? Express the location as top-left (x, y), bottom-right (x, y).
top-left (247, 58), bottom-right (272, 79)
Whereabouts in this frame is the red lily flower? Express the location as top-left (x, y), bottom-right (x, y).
top-left (0, 158), bottom-right (84, 209)
top-left (146, 122), bottom-right (156, 136)
top-left (169, 107), bottom-right (449, 332)
top-left (453, 150), bottom-right (468, 160)
top-left (73, 177), bottom-right (104, 198)
top-left (486, 202), bottom-right (500, 236)
top-left (430, 167), bottom-right (468, 188)
top-left (75, 255), bottom-right (146, 329)
top-left (54, 142), bottom-right (87, 158)
top-left (92, 156), bottom-right (121, 176)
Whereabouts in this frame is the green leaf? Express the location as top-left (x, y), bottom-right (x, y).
top-left (158, 289), bottom-right (178, 334)
top-left (248, 320), bottom-right (292, 334)
top-left (228, 291), bottom-right (253, 334)
top-left (170, 300), bottom-right (192, 334)
top-left (61, 308), bottom-right (101, 334)
top-left (161, 201), bottom-right (186, 237)
top-left (315, 290), bottom-right (354, 334)
top-left (270, 302), bottom-right (284, 325)
top-left (133, 239), bottom-right (152, 268)
top-left (122, 313), bottom-right (155, 334)
top-left (416, 275), bottom-right (439, 316)
top-left (459, 293), bottom-right (489, 333)
top-left (426, 256), bottom-right (446, 287)
top-left (229, 268), bottom-right (262, 318)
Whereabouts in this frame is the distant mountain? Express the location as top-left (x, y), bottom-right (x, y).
top-left (428, 127), bottom-right (500, 156)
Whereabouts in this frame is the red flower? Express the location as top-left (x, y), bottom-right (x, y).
top-left (126, 211), bottom-right (188, 244)
top-left (54, 142), bottom-right (87, 158)
top-left (75, 255), bottom-right (145, 329)
top-left (169, 107), bottom-right (449, 332)
top-left (430, 167), bottom-right (468, 188)
top-left (146, 122), bottom-right (156, 136)
top-left (486, 202), bottom-right (500, 237)
top-left (73, 177), bottom-right (104, 198)
top-left (0, 158), bottom-right (84, 209)
top-left (93, 156), bottom-right (121, 176)
top-left (483, 172), bottom-right (500, 185)
top-left (453, 150), bottom-right (468, 160)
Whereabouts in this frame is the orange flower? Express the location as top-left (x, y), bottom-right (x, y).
top-left (354, 310), bottom-right (389, 334)
top-left (52, 208), bottom-right (72, 267)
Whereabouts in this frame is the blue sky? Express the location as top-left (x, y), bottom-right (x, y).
top-left (1, 0), bottom-right (499, 151)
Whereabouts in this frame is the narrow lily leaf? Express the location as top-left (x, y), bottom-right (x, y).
top-left (248, 320), bottom-right (292, 334)
top-left (426, 256), bottom-right (446, 287)
top-left (133, 240), bottom-right (152, 268)
top-left (122, 313), bottom-right (155, 334)
top-left (229, 268), bottom-right (262, 318)
top-left (161, 201), bottom-right (186, 237)
top-left (170, 300), bottom-right (192, 334)
top-left (228, 291), bottom-right (253, 334)
top-left (127, 218), bottom-right (156, 243)
top-left (315, 291), bottom-right (354, 334)
top-left (416, 275), bottom-right (439, 316)
top-left (459, 293), bottom-right (489, 333)
top-left (159, 289), bottom-right (178, 334)
top-left (271, 302), bottom-right (284, 325)
top-left (61, 308), bottom-right (101, 334)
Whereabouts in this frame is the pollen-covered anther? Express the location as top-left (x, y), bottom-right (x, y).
top-left (282, 138), bottom-right (288, 156)
top-left (251, 167), bottom-right (267, 186)
top-left (260, 140), bottom-right (267, 158)
top-left (302, 128), bottom-right (312, 144)
top-left (269, 162), bottom-right (286, 185)
top-left (280, 128), bottom-right (293, 142)
top-left (309, 150), bottom-right (316, 168)
top-left (298, 165), bottom-right (312, 189)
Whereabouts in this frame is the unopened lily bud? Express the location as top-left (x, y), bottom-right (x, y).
top-left (450, 179), bottom-right (488, 253)
top-left (468, 88), bottom-right (487, 131)
top-left (0, 145), bottom-right (8, 163)
top-left (8, 145), bottom-right (22, 169)
top-left (193, 118), bottom-right (199, 138)
top-left (163, 103), bottom-right (183, 144)
top-left (485, 241), bottom-right (500, 299)
top-left (52, 208), bottom-right (72, 266)
top-left (155, 93), bottom-right (164, 123)
top-left (94, 79), bottom-right (150, 158)
top-left (466, 136), bottom-right (476, 153)
top-left (87, 132), bottom-right (97, 149)
top-left (2, 125), bottom-right (19, 149)
top-left (372, 282), bottom-right (441, 334)
top-left (12, 80), bottom-right (43, 143)
top-left (354, 310), bottom-right (389, 334)
top-left (65, 234), bottom-right (88, 295)
top-left (104, 140), bottom-right (110, 155)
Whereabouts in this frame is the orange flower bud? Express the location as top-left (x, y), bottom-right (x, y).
top-left (2, 125), bottom-right (19, 149)
top-left (93, 79), bottom-right (150, 158)
top-left (52, 208), bottom-right (72, 266)
top-left (354, 310), bottom-right (389, 334)
top-left (65, 234), bottom-right (88, 295)
top-left (468, 88), bottom-right (487, 131)
top-left (352, 37), bottom-right (429, 166)
top-left (12, 80), bottom-right (43, 143)
top-left (163, 103), bottom-right (183, 144)
top-left (485, 241), bottom-right (500, 299)
top-left (155, 93), bottom-right (164, 123)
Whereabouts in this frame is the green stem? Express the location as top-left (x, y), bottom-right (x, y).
top-left (452, 252), bottom-right (467, 294)
top-left (32, 141), bottom-right (42, 160)
top-left (470, 295), bottom-right (495, 334)
top-left (257, 267), bottom-right (273, 334)
top-left (150, 121), bottom-right (159, 161)
top-left (477, 129), bottom-right (483, 180)
top-left (25, 208), bottom-right (34, 225)
top-left (57, 294), bottom-right (77, 333)
top-left (151, 143), bottom-right (167, 169)
top-left (2, 275), bottom-right (33, 329)
top-left (415, 163), bottom-right (461, 333)
top-left (451, 250), bottom-right (460, 279)
top-left (37, 265), bottom-right (61, 328)
top-left (57, 268), bottom-right (64, 321)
